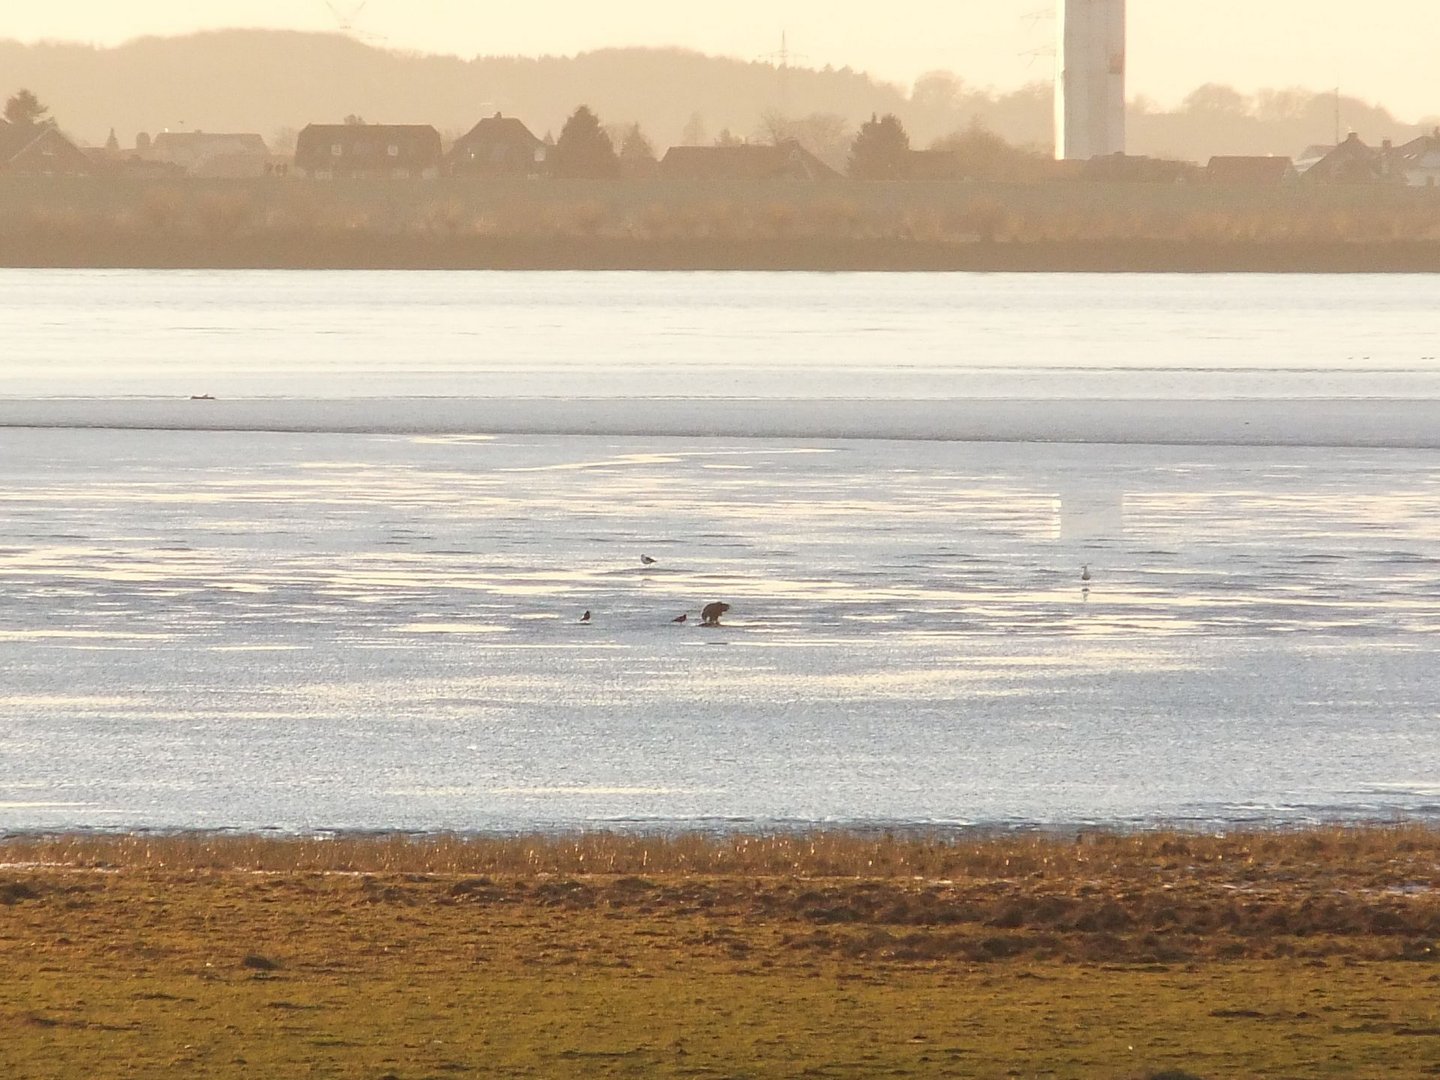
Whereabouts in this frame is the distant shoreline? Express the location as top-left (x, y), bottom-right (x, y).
top-left (6, 175), bottom-right (1440, 273)
top-left (5, 397), bottom-right (1439, 449)
top-left (7, 235), bottom-right (1440, 272)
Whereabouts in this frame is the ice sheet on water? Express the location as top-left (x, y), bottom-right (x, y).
top-left (2, 396), bottom-right (1440, 449)
top-left (0, 428), bottom-right (1437, 833)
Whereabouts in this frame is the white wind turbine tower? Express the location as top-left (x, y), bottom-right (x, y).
top-left (1054, 0), bottom-right (1126, 160)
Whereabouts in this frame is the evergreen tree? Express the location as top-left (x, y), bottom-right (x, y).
top-left (848, 113), bottom-right (911, 180)
top-left (617, 123), bottom-right (657, 177)
top-left (619, 123), bottom-right (655, 163)
top-left (680, 112), bottom-right (708, 147)
top-left (551, 105), bottom-right (619, 179)
top-left (4, 88), bottom-right (50, 127)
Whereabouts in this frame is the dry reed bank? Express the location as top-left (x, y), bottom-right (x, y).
top-left (4, 177), bottom-right (1440, 271)
top-left (4, 827), bottom-right (1440, 1078)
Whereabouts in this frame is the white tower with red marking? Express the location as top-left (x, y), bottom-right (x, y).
top-left (1055, 0), bottom-right (1126, 160)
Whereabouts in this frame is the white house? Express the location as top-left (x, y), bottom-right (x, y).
top-left (1396, 128), bottom-right (1440, 187)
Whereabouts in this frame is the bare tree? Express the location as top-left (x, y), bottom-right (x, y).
top-left (271, 126), bottom-right (300, 154)
top-left (680, 112), bottom-right (708, 147)
top-left (1182, 85), bottom-right (1250, 116)
top-left (911, 71), bottom-right (964, 113)
top-left (756, 110), bottom-right (850, 171)
top-left (930, 122), bottom-right (1050, 182)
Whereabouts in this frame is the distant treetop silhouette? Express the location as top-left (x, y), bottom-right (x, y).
top-left (849, 112), bottom-right (911, 180)
top-left (552, 105), bottom-right (620, 179)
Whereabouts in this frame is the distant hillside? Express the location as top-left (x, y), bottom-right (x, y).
top-left (0, 31), bottom-right (920, 152)
top-left (1, 30), bottom-right (1433, 161)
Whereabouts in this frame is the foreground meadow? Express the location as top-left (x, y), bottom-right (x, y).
top-left (3, 828), bottom-right (1440, 1078)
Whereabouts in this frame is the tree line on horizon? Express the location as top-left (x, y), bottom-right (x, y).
top-left (524, 106), bottom-right (1045, 182)
top-left (2, 30), bottom-right (1436, 168)
top-left (8, 83), bottom-right (1052, 183)
top-left (7, 83), bottom-right (1439, 254)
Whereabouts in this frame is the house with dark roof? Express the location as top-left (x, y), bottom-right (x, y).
top-left (1303, 132), bottom-right (1401, 183)
top-left (1079, 152), bottom-right (1201, 184)
top-left (294, 124), bottom-right (442, 179)
top-left (449, 113), bottom-right (549, 177)
top-left (83, 148), bottom-right (186, 179)
top-left (0, 120), bottom-right (94, 176)
top-left (1206, 156), bottom-right (1297, 185)
top-left (1293, 144), bottom-right (1334, 177)
top-left (658, 139), bottom-right (840, 181)
top-left (148, 132), bottom-right (272, 177)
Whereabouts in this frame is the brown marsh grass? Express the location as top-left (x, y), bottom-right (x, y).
top-left (3, 176), bottom-right (1440, 257)
top-left (5, 827), bottom-right (1440, 1077)
top-left (6, 823), bottom-right (1439, 885)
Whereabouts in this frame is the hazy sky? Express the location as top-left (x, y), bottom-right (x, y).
top-left (7, 1), bottom-right (1437, 120)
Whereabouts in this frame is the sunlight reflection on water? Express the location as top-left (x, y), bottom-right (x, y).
top-left (0, 427), bottom-right (1437, 833)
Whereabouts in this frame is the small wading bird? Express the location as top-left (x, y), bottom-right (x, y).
top-left (1081, 564), bottom-right (1092, 582)
top-left (580, 610), bottom-right (591, 623)
top-left (640, 554), bottom-right (657, 565)
top-left (700, 601), bottom-right (729, 627)
top-left (672, 613), bottom-right (687, 623)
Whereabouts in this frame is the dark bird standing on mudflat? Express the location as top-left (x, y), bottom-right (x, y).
top-left (580, 610), bottom-right (591, 623)
top-left (672, 613), bottom-right (687, 623)
top-left (700, 602), bottom-right (730, 627)
top-left (641, 554), bottom-right (657, 565)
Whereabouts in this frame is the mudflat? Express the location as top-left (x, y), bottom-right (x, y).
top-left (4, 828), bottom-right (1440, 1078)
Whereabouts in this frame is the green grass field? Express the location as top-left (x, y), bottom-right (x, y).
top-left (4, 828), bottom-right (1440, 1077)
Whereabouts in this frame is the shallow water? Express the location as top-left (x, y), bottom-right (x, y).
top-left (1, 427), bottom-right (1437, 833)
top-left (3, 268), bottom-right (1439, 834)
top-left (5, 269), bottom-right (1440, 401)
